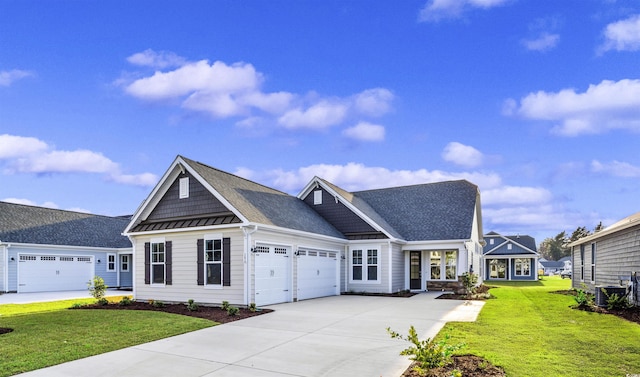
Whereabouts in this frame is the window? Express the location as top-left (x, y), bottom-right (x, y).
top-left (590, 243), bottom-right (596, 283)
top-left (430, 250), bottom-right (458, 280)
top-left (121, 255), bottom-right (129, 272)
top-left (507, 243), bottom-right (512, 250)
top-left (515, 258), bottom-right (530, 276)
top-left (313, 190), bottom-right (322, 205)
top-left (107, 253), bottom-right (116, 272)
top-left (205, 237), bottom-right (223, 286)
top-left (580, 245), bottom-right (585, 281)
top-left (151, 240), bottom-right (165, 284)
top-left (350, 246), bottom-right (379, 282)
top-left (179, 177), bottom-right (189, 199)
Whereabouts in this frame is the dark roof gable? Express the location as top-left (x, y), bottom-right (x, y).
top-left (0, 201), bottom-right (131, 248)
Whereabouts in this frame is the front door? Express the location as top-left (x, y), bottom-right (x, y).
top-left (410, 251), bottom-right (421, 290)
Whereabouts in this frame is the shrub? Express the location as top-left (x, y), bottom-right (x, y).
top-left (461, 272), bottom-right (478, 294)
top-left (187, 299), bottom-right (199, 312)
top-left (87, 276), bottom-right (108, 300)
top-left (227, 305), bottom-right (239, 316)
top-left (248, 302), bottom-right (257, 312)
top-left (97, 298), bottom-right (109, 306)
top-left (150, 300), bottom-right (165, 308)
top-left (221, 301), bottom-right (230, 311)
top-left (387, 326), bottom-right (465, 374)
top-left (119, 296), bottom-right (132, 306)
top-left (574, 284), bottom-right (594, 308)
top-left (71, 302), bottom-right (84, 309)
top-left (601, 288), bottom-right (631, 310)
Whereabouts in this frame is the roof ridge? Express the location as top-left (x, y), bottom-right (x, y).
top-left (353, 179), bottom-right (475, 194)
top-left (0, 200), bottom-right (127, 220)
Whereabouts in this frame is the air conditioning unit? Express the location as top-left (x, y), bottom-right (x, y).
top-left (594, 286), bottom-right (627, 307)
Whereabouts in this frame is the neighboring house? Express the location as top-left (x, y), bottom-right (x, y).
top-left (558, 256), bottom-right (572, 271)
top-left (483, 232), bottom-right (539, 281)
top-left (568, 211), bottom-right (640, 305)
top-left (123, 155), bottom-right (484, 306)
top-left (0, 202), bottom-right (133, 293)
top-left (538, 259), bottom-right (565, 275)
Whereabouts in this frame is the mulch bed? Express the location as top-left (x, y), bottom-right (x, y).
top-left (72, 301), bottom-right (272, 323)
top-left (0, 327), bottom-right (14, 335)
top-left (401, 356), bottom-right (505, 377)
top-left (552, 290), bottom-right (640, 325)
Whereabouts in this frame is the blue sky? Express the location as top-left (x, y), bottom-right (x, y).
top-left (1, 0), bottom-right (639, 244)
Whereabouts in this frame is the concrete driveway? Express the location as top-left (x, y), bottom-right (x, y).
top-left (17, 293), bottom-right (484, 377)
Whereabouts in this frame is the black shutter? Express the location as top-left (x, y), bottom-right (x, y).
top-left (144, 242), bottom-right (151, 285)
top-left (223, 237), bottom-right (231, 286)
top-left (197, 239), bottom-right (204, 286)
top-left (165, 241), bottom-right (172, 285)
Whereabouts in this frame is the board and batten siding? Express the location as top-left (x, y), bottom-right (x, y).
top-left (572, 226), bottom-right (640, 292)
top-left (133, 229), bottom-right (246, 305)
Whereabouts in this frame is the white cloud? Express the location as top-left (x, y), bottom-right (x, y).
top-left (591, 160), bottom-right (640, 178)
top-left (342, 122), bottom-right (385, 142)
top-left (0, 134), bottom-right (48, 158)
top-left (600, 14), bottom-right (640, 53)
top-left (507, 79), bottom-right (640, 136)
top-left (237, 162), bottom-right (502, 193)
top-left (418, 0), bottom-right (509, 22)
top-left (0, 134), bottom-right (157, 187)
top-left (126, 49), bottom-right (187, 69)
top-left (2, 198), bottom-right (59, 209)
top-left (522, 33), bottom-right (560, 52)
top-left (442, 142), bottom-right (484, 168)
top-left (353, 88), bottom-right (394, 117)
top-left (278, 100), bottom-right (348, 130)
top-left (482, 186), bottom-right (553, 206)
top-left (0, 69), bottom-right (33, 87)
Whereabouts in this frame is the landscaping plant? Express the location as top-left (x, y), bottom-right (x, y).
top-left (387, 326), bottom-right (465, 375)
top-left (87, 276), bottom-right (108, 301)
top-left (226, 305), bottom-right (239, 316)
top-left (187, 299), bottom-right (199, 312)
top-left (461, 272), bottom-right (478, 294)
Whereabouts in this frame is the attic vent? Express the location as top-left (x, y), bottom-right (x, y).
top-left (313, 190), bottom-right (322, 205)
top-left (179, 177), bottom-right (189, 199)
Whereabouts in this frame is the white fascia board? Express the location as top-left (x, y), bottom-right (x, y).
top-left (484, 254), bottom-right (538, 259)
top-left (251, 223), bottom-right (349, 244)
top-left (126, 223), bottom-right (248, 238)
top-left (4, 242), bottom-right (130, 253)
top-left (296, 176), bottom-right (322, 199)
top-left (309, 178), bottom-right (397, 241)
top-left (402, 239), bottom-right (468, 250)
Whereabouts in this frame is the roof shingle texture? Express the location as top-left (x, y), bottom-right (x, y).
top-left (0, 201), bottom-right (131, 248)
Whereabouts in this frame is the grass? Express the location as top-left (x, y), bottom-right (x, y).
top-left (439, 276), bottom-right (640, 376)
top-left (0, 297), bottom-right (215, 377)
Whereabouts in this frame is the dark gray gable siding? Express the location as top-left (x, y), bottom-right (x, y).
top-left (487, 243), bottom-right (537, 256)
top-left (301, 188), bottom-right (386, 239)
top-left (353, 180), bottom-right (477, 241)
top-left (484, 233), bottom-right (537, 255)
top-left (148, 171), bottom-right (232, 221)
top-left (0, 201), bottom-right (131, 248)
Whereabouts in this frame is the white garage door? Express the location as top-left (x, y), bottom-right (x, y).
top-left (18, 254), bottom-right (93, 293)
top-left (254, 245), bottom-right (290, 306)
top-left (297, 250), bottom-right (338, 301)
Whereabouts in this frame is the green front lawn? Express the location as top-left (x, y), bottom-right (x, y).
top-left (440, 277), bottom-right (640, 376)
top-left (0, 298), bottom-right (214, 377)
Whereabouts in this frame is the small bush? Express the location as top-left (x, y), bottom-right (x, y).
top-left (221, 301), bottom-right (230, 311)
top-left (187, 299), bottom-right (199, 312)
top-left (227, 305), bottom-right (239, 316)
top-left (601, 288), bottom-right (631, 310)
top-left (150, 300), bottom-right (165, 308)
top-left (574, 284), bottom-right (594, 308)
top-left (119, 296), bottom-right (132, 306)
top-left (248, 302), bottom-right (257, 312)
top-left (87, 276), bottom-right (108, 300)
top-left (387, 326), bottom-right (465, 374)
top-left (71, 303), bottom-right (84, 309)
top-left (461, 272), bottom-right (479, 294)
top-left (97, 298), bottom-right (109, 306)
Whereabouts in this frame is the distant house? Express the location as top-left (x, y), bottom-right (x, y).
top-left (483, 232), bottom-right (539, 281)
top-left (538, 259), bottom-right (565, 275)
top-left (123, 155), bottom-right (485, 306)
top-left (0, 202), bottom-right (133, 293)
top-left (568, 211), bottom-right (640, 305)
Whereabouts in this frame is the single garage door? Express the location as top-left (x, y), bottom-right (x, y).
top-left (297, 249), bottom-right (338, 301)
top-left (254, 245), bottom-right (291, 306)
top-left (18, 254), bottom-right (93, 293)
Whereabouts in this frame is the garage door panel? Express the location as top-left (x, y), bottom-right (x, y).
top-left (18, 255), bottom-right (93, 293)
top-left (254, 246), bottom-right (290, 306)
top-left (297, 250), bottom-right (338, 301)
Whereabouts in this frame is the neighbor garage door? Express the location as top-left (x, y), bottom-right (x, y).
top-left (254, 245), bottom-right (291, 306)
top-left (18, 254), bottom-right (93, 293)
top-left (297, 249), bottom-right (338, 301)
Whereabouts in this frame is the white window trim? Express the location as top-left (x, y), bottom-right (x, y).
top-left (590, 243), bottom-right (596, 284)
top-left (349, 245), bottom-right (381, 284)
top-left (150, 237), bottom-right (166, 285)
top-left (580, 245), bottom-right (585, 282)
top-left (120, 255), bottom-right (130, 272)
top-left (514, 258), bottom-right (531, 277)
top-left (106, 253), bottom-right (116, 272)
top-left (205, 233), bottom-right (223, 288)
top-left (428, 250), bottom-right (458, 281)
top-left (313, 190), bottom-right (323, 205)
top-left (179, 177), bottom-right (189, 199)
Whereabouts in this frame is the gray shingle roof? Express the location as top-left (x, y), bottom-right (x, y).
top-left (351, 180), bottom-right (479, 241)
top-left (0, 201), bottom-right (132, 248)
top-left (484, 232), bottom-right (538, 254)
top-left (182, 157), bottom-right (345, 239)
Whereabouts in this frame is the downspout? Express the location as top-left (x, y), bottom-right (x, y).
top-left (242, 225), bottom-right (258, 306)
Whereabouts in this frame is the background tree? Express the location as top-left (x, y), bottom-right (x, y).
top-left (570, 226), bottom-right (591, 242)
top-left (539, 231), bottom-right (569, 261)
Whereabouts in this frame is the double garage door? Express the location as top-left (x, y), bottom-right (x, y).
top-left (254, 244), bottom-right (338, 306)
top-left (18, 254), bottom-right (93, 293)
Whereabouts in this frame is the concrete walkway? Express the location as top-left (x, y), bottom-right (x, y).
top-left (16, 293), bottom-right (484, 377)
top-left (0, 289), bottom-right (128, 304)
